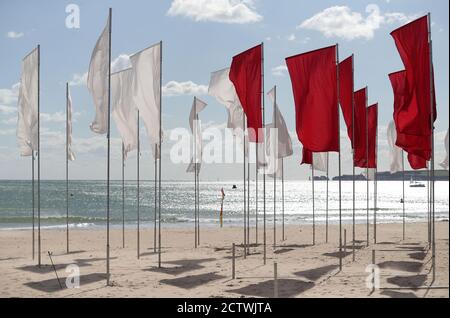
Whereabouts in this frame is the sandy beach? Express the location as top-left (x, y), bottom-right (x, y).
top-left (0, 221), bottom-right (448, 298)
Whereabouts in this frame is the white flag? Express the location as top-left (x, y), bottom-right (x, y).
top-left (265, 123), bottom-right (282, 179)
top-left (130, 42), bottom-right (161, 158)
top-left (87, 14), bottom-right (110, 134)
top-left (111, 68), bottom-right (138, 160)
top-left (312, 152), bottom-right (328, 173)
top-left (364, 168), bottom-right (376, 181)
top-left (267, 86), bottom-right (293, 159)
top-left (208, 68), bottom-right (243, 131)
top-left (387, 120), bottom-right (403, 173)
top-left (16, 47), bottom-right (38, 157)
top-left (187, 97), bottom-right (207, 173)
top-left (440, 129), bottom-right (449, 170)
top-left (67, 86), bottom-right (76, 161)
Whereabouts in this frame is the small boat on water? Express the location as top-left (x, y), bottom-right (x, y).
top-left (409, 177), bottom-right (425, 188)
top-left (232, 184), bottom-right (237, 189)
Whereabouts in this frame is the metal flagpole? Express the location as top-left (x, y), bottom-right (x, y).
top-left (158, 41), bottom-right (163, 268)
top-left (137, 112), bottom-right (140, 259)
top-left (197, 163), bottom-right (200, 246)
top-left (154, 145), bottom-right (157, 253)
top-left (428, 167), bottom-right (431, 246)
top-left (273, 85), bottom-right (277, 249)
top-left (402, 151), bottom-right (405, 240)
top-left (66, 82), bottom-right (69, 254)
top-left (374, 108), bottom-right (378, 244)
top-left (366, 87), bottom-right (369, 247)
top-left (247, 159), bottom-right (250, 248)
top-left (256, 145), bottom-right (258, 245)
top-left (106, 8), bottom-right (112, 285)
top-left (122, 143), bottom-right (125, 248)
top-left (262, 42), bottom-right (266, 265)
top-left (281, 158), bottom-right (285, 241)
top-left (243, 113), bottom-right (247, 258)
top-left (194, 97), bottom-right (198, 249)
top-left (37, 44), bottom-right (41, 267)
top-left (336, 44), bottom-right (343, 271)
top-left (427, 12), bottom-right (436, 280)
top-left (32, 151), bottom-right (35, 260)
top-left (351, 54), bottom-right (356, 261)
top-left (326, 154), bottom-right (329, 244)
top-left (312, 160), bottom-right (315, 245)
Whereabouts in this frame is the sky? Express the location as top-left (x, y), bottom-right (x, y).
top-left (0, 0), bottom-right (448, 181)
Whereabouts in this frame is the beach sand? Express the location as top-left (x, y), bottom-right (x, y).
top-left (0, 221), bottom-right (448, 298)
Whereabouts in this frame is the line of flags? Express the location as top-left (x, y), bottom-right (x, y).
top-left (14, 10), bottom-right (448, 285)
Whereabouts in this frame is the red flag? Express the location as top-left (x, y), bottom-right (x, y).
top-left (408, 153), bottom-right (427, 170)
top-left (390, 15), bottom-right (435, 137)
top-left (353, 88), bottom-right (367, 167)
top-left (229, 44), bottom-right (262, 142)
top-left (367, 103), bottom-right (378, 168)
top-left (285, 45), bottom-right (339, 152)
top-left (301, 148), bottom-right (313, 165)
top-left (339, 55), bottom-right (354, 147)
top-left (388, 70), bottom-right (431, 162)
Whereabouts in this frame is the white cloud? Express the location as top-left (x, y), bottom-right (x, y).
top-left (271, 65), bottom-right (288, 77)
top-left (0, 105), bottom-right (16, 115)
top-left (287, 33), bottom-right (296, 41)
top-left (69, 72), bottom-right (87, 86)
top-left (298, 4), bottom-right (419, 40)
top-left (1, 116), bottom-right (17, 125)
top-left (162, 81), bottom-right (208, 97)
top-left (111, 54), bottom-right (131, 73)
top-left (6, 31), bottom-right (24, 39)
top-left (0, 83), bottom-right (20, 107)
top-left (0, 128), bottom-right (15, 136)
top-left (167, 0), bottom-right (263, 24)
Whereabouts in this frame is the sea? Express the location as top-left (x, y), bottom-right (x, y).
top-left (0, 180), bottom-right (448, 230)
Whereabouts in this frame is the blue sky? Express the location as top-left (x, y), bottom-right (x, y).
top-left (0, 0), bottom-right (448, 180)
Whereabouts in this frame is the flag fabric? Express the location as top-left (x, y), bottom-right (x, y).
top-left (130, 42), bottom-right (161, 158)
top-left (440, 129), bottom-right (449, 169)
top-left (353, 88), bottom-right (367, 167)
top-left (389, 70), bottom-right (430, 168)
top-left (267, 86), bottom-right (293, 159)
top-left (387, 121), bottom-right (403, 173)
top-left (390, 15), bottom-right (436, 138)
top-left (286, 45), bottom-right (339, 152)
top-left (111, 68), bottom-right (138, 160)
top-left (208, 68), bottom-right (244, 131)
top-left (67, 86), bottom-right (76, 161)
top-left (265, 123), bottom-right (282, 178)
top-left (301, 148), bottom-right (328, 172)
top-left (88, 14), bottom-right (110, 134)
top-left (187, 97), bottom-right (207, 173)
top-left (17, 47), bottom-right (39, 156)
top-left (339, 55), bottom-right (354, 147)
top-left (367, 103), bottom-right (378, 168)
top-left (229, 44), bottom-right (262, 143)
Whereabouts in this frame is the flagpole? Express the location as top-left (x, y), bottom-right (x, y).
top-left (158, 40), bottom-right (163, 268)
top-left (312, 159), bottom-right (315, 246)
top-left (197, 163), bottom-right (200, 246)
top-left (256, 148), bottom-right (258, 245)
top-left (32, 151), bottom-right (35, 260)
top-left (326, 154), bottom-right (329, 243)
top-left (194, 97), bottom-right (198, 249)
top-left (366, 87), bottom-right (369, 247)
top-left (428, 167), bottom-right (431, 246)
top-left (351, 54), bottom-right (356, 261)
top-left (154, 145), bottom-right (157, 253)
top-left (374, 108), bottom-right (378, 244)
top-left (106, 8), bottom-right (112, 285)
top-left (37, 44), bottom-right (41, 267)
top-left (336, 44), bottom-right (342, 271)
top-left (66, 82), bottom-right (69, 254)
top-left (137, 112), bottom-right (140, 259)
top-left (281, 158), bottom-right (285, 241)
top-left (273, 85), bottom-right (277, 249)
top-left (262, 42), bottom-right (266, 265)
top-left (243, 113), bottom-right (247, 258)
top-left (427, 12), bottom-right (436, 280)
top-left (122, 143), bottom-right (125, 248)
top-left (402, 151), bottom-right (405, 240)
top-left (247, 159), bottom-right (250, 248)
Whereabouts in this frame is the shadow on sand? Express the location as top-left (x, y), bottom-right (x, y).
top-left (386, 274), bottom-right (427, 289)
top-left (24, 273), bottom-right (106, 293)
top-left (294, 265), bottom-right (338, 281)
top-left (160, 272), bottom-right (226, 289)
top-left (378, 261), bottom-right (423, 273)
top-left (227, 279), bottom-right (314, 298)
top-left (144, 258), bottom-right (216, 276)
